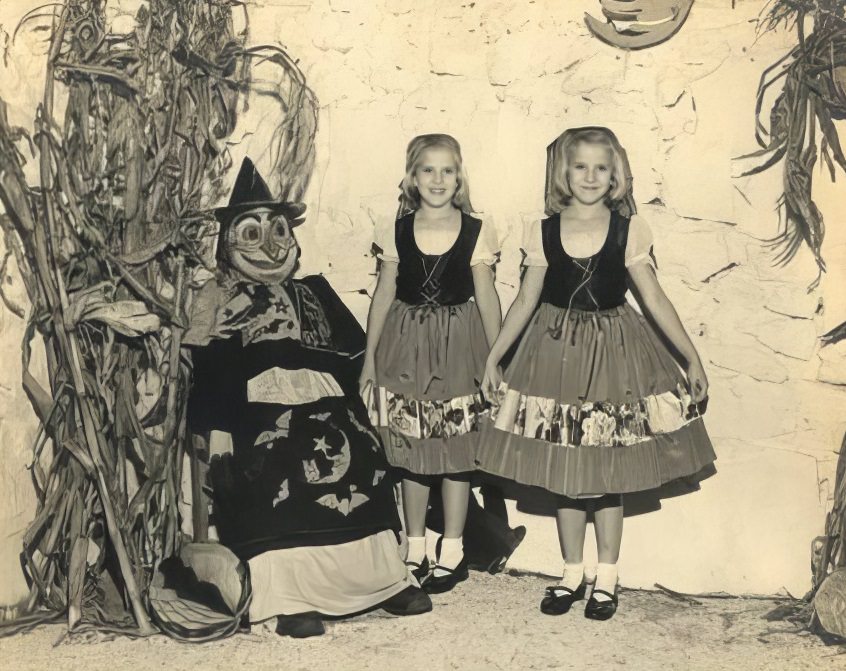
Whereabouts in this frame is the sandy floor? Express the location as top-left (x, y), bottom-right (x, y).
top-left (0, 571), bottom-right (843, 671)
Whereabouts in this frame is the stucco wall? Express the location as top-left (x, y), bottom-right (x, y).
top-left (0, 0), bottom-right (843, 603)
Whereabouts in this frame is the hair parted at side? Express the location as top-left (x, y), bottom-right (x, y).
top-left (398, 133), bottom-right (475, 217)
top-left (544, 126), bottom-right (637, 217)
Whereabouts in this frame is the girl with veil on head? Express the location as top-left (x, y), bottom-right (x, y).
top-left (477, 127), bottom-right (716, 620)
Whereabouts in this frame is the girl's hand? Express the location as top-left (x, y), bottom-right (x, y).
top-left (481, 357), bottom-right (502, 398)
top-left (686, 359), bottom-right (709, 404)
top-left (359, 358), bottom-right (376, 406)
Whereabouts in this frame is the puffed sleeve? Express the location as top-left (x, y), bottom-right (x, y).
top-left (372, 216), bottom-right (399, 263)
top-left (470, 218), bottom-right (501, 266)
top-left (521, 219), bottom-right (548, 267)
top-left (625, 214), bottom-right (656, 269)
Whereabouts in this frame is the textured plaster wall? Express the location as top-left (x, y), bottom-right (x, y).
top-left (0, 0), bottom-right (843, 604)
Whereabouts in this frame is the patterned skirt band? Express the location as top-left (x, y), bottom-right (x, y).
top-left (490, 387), bottom-right (701, 449)
top-left (372, 298), bottom-right (490, 475)
top-left (369, 388), bottom-right (488, 442)
top-left (476, 302), bottom-right (716, 497)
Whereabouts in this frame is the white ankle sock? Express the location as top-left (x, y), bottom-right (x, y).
top-left (593, 563), bottom-right (618, 602)
top-left (559, 562), bottom-right (585, 591)
top-left (434, 536), bottom-right (463, 575)
top-left (406, 536), bottom-right (426, 566)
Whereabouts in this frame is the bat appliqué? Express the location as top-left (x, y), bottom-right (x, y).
top-left (316, 487), bottom-right (370, 516)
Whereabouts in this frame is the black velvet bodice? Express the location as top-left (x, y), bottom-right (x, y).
top-left (394, 211), bottom-right (482, 306)
top-left (539, 211), bottom-right (631, 311)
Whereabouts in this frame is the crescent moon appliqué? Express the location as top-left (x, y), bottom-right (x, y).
top-left (302, 430), bottom-right (352, 484)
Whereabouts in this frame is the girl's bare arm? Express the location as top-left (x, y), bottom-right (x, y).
top-left (628, 263), bottom-right (708, 402)
top-left (472, 263), bottom-right (502, 348)
top-left (360, 261), bottom-right (398, 388)
top-left (481, 266), bottom-right (546, 392)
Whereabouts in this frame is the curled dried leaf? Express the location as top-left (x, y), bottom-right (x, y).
top-left (82, 300), bottom-right (161, 337)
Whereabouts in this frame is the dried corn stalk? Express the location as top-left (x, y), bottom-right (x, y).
top-left (738, 0), bottom-right (846, 290)
top-left (0, 0), bottom-right (317, 634)
top-left (815, 431), bottom-right (846, 583)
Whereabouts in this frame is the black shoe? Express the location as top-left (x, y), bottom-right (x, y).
top-left (509, 525), bottom-right (527, 552)
top-left (465, 525), bottom-right (528, 574)
top-left (539, 581), bottom-right (588, 615)
top-left (379, 586), bottom-right (433, 616)
top-left (406, 556), bottom-right (430, 583)
top-left (423, 559), bottom-right (469, 594)
top-left (584, 588), bottom-right (618, 621)
top-left (488, 525), bottom-right (527, 574)
top-left (275, 612), bottom-right (325, 638)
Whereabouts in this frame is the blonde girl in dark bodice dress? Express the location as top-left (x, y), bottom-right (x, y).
top-left (478, 127), bottom-right (716, 620)
top-left (361, 134), bottom-right (502, 594)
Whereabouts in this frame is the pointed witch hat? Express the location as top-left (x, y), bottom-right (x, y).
top-left (214, 157), bottom-right (306, 226)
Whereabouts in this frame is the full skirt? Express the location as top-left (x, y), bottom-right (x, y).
top-left (371, 300), bottom-right (490, 475)
top-left (476, 302), bottom-right (716, 497)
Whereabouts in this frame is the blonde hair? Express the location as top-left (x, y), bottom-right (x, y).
top-left (398, 134), bottom-right (475, 216)
top-left (544, 127), bottom-right (636, 217)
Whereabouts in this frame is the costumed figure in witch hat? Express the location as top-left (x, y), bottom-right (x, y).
top-left (184, 158), bottom-right (431, 638)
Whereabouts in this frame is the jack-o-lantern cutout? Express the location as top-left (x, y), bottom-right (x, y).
top-left (585, 0), bottom-right (694, 50)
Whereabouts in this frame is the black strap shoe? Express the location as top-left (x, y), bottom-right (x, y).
top-left (406, 556), bottom-right (431, 584)
top-left (584, 588), bottom-right (618, 621)
top-left (422, 558), bottom-right (469, 594)
top-left (539, 581), bottom-right (587, 615)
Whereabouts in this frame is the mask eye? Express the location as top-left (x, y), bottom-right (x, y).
top-left (233, 220), bottom-right (263, 247)
top-left (270, 216), bottom-right (290, 241)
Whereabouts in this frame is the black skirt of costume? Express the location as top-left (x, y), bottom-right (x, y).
top-left (476, 212), bottom-right (716, 497)
top-left (371, 211), bottom-right (490, 475)
top-left (188, 275), bottom-right (401, 560)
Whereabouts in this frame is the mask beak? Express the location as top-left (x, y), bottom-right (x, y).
top-left (260, 241), bottom-right (284, 261)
